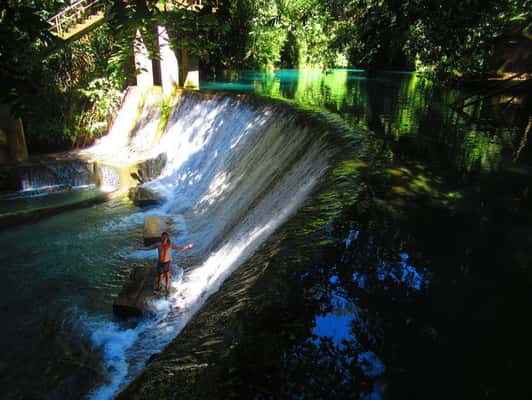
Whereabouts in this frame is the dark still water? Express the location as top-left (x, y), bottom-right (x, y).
top-left (192, 70), bottom-right (532, 398)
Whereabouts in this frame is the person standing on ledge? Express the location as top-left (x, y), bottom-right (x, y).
top-left (134, 232), bottom-right (194, 292)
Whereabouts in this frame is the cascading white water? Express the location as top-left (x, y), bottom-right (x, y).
top-left (5, 87), bottom-right (161, 197)
top-left (85, 91), bottom-right (337, 399)
top-left (81, 86), bottom-right (164, 166)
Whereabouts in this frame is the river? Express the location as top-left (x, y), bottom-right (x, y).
top-left (0, 69), bottom-right (530, 399)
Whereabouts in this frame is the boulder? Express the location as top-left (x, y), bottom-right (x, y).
top-left (113, 265), bottom-right (156, 318)
top-left (128, 185), bottom-right (165, 207)
top-left (143, 215), bottom-right (169, 245)
top-left (136, 153), bottom-right (167, 182)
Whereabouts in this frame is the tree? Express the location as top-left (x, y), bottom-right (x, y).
top-left (328, 0), bottom-right (531, 77)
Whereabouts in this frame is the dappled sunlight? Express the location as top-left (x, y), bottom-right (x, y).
top-left (376, 164), bottom-right (463, 210)
top-left (196, 171), bottom-right (234, 210)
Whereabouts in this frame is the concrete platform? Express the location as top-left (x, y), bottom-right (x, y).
top-left (143, 215), bottom-right (169, 245)
top-left (113, 264), bottom-right (159, 318)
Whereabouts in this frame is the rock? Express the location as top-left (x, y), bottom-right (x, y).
top-left (136, 153), bottom-right (167, 182)
top-left (0, 192), bottom-right (113, 231)
top-left (113, 265), bottom-right (155, 318)
top-left (143, 215), bottom-right (169, 245)
top-left (128, 185), bottom-right (165, 207)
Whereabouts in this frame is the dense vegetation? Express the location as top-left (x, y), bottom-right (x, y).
top-left (206, 0), bottom-right (531, 75)
top-left (0, 0), bottom-right (530, 152)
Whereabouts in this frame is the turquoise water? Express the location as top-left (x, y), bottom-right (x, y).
top-left (202, 69), bottom-right (530, 175)
top-left (0, 198), bottom-right (144, 398)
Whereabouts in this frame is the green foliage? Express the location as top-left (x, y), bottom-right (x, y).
top-left (403, 0), bottom-right (531, 78)
top-left (0, 0), bottom-right (60, 114)
top-left (78, 77), bottom-right (122, 134)
top-left (328, 0), bottom-right (531, 77)
top-left (245, 0), bottom-right (296, 68)
top-left (203, 0), bottom-right (337, 70)
top-left (2, 0), bottom-right (528, 154)
top-left (202, 0), bottom-right (530, 76)
top-left (22, 23), bottom-right (124, 152)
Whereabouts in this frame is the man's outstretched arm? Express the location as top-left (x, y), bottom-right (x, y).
top-left (171, 243), bottom-right (194, 251)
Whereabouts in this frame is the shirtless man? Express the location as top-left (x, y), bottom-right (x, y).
top-left (134, 232), bottom-right (194, 291)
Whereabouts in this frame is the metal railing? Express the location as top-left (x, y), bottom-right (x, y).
top-left (47, 0), bottom-right (216, 38)
top-left (160, 0), bottom-right (205, 12)
top-left (47, 0), bottom-right (104, 38)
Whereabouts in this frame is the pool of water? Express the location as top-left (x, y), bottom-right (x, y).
top-left (202, 69), bottom-right (531, 176)
top-left (186, 70), bottom-right (532, 398)
top-left (0, 198), bottom-right (145, 398)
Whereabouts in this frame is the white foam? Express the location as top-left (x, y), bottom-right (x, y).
top-left (86, 320), bottom-right (140, 400)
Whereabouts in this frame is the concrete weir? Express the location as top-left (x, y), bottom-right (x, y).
top-left (112, 216), bottom-right (169, 317)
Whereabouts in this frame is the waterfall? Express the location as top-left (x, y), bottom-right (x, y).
top-left (81, 86), bottom-right (164, 165)
top-left (87, 91), bottom-right (340, 399)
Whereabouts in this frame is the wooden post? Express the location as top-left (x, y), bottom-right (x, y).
top-left (179, 47), bottom-right (189, 87)
top-left (9, 118), bottom-right (29, 162)
top-left (0, 104), bottom-right (28, 163)
top-left (151, 25), bottom-right (163, 86)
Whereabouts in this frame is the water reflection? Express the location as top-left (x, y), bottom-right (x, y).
top-left (157, 69), bottom-right (532, 399)
top-left (203, 69), bottom-right (530, 175)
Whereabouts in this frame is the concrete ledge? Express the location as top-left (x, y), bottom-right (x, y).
top-left (0, 192), bottom-right (114, 231)
top-left (144, 215), bottom-right (169, 245)
top-left (128, 186), bottom-right (166, 207)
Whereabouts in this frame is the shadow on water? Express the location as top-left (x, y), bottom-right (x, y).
top-left (119, 70), bottom-right (532, 399)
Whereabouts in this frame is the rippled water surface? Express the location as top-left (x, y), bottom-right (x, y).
top-left (198, 70), bottom-right (532, 399)
top-left (0, 198), bottom-right (143, 398)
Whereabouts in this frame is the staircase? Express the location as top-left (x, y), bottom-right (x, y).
top-left (46, 0), bottom-right (209, 42)
top-left (47, 0), bottom-right (105, 41)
